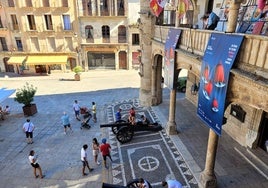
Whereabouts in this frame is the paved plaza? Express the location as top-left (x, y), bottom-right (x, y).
top-left (0, 70), bottom-right (267, 188)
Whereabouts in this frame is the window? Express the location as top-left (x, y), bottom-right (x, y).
top-left (102, 25), bottom-right (110, 43)
top-left (42, 0), bottom-right (50, 7)
top-left (100, 0), bottom-right (109, 16)
top-left (85, 25), bottom-right (94, 43)
top-left (31, 37), bottom-right (40, 51)
top-left (0, 37), bottom-right (8, 51)
top-left (11, 15), bottom-right (19, 30)
top-left (118, 0), bottom-right (124, 16)
top-left (15, 37), bottom-right (23, 51)
top-left (62, 0), bottom-right (68, 7)
top-left (118, 25), bottom-right (126, 43)
top-left (8, 0), bottom-right (15, 7)
top-left (132, 34), bottom-right (139, 45)
top-left (63, 15), bottom-right (71, 30)
top-left (25, 0), bottom-right (33, 7)
top-left (27, 15), bottom-right (36, 30)
top-left (0, 16), bottom-right (3, 28)
top-left (47, 37), bottom-right (56, 52)
top-left (65, 37), bottom-right (73, 51)
top-left (87, 0), bottom-right (92, 16)
top-left (44, 15), bottom-right (53, 30)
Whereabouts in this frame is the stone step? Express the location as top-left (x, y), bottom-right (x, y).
top-left (234, 147), bottom-right (268, 180)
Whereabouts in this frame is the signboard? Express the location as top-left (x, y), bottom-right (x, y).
top-left (164, 28), bottom-right (181, 90)
top-left (197, 33), bottom-right (244, 136)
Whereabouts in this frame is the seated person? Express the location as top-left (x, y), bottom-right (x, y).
top-left (4, 105), bottom-right (10, 115)
top-left (137, 115), bottom-right (158, 126)
top-left (115, 108), bottom-right (123, 122)
top-left (0, 106), bottom-right (5, 120)
top-left (128, 114), bottom-right (136, 125)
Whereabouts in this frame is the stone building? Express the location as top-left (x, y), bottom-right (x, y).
top-left (138, 0), bottom-right (268, 187)
top-left (0, 0), bottom-right (79, 74)
top-left (0, 0), bottom-right (141, 74)
top-left (76, 0), bottom-right (140, 70)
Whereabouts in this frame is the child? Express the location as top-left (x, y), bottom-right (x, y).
top-left (100, 138), bottom-right (112, 169)
top-left (92, 138), bottom-right (100, 165)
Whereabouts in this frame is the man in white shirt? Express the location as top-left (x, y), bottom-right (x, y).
top-left (73, 100), bottom-right (81, 121)
top-left (22, 119), bottom-right (35, 144)
top-left (162, 179), bottom-right (182, 188)
top-left (81, 144), bottom-right (94, 176)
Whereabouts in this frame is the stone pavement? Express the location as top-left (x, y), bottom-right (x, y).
top-left (0, 70), bottom-right (267, 188)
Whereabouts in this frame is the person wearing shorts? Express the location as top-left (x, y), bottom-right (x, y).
top-left (73, 100), bottom-right (81, 121)
top-left (61, 112), bottom-right (72, 135)
top-left (23, 119), bottom-right (35, 144)
top-left (100, 138), bottom-right (112, 169)
top-left (28, 150), bottom-right (44, 178)
top-left (81, 144), bottom-right (94, 176)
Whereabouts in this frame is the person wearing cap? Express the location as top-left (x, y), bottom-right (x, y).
top-left (61, 111), bottom-right (72, 135)
top-left (100, 138), bottom-right (112, 169)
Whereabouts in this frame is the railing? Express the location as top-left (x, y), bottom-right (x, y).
top-left (153, 25), bottom-right (268, 77)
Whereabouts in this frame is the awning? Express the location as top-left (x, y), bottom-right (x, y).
top-left (7, 56), bottom-right (27, 65)
top-left (0, 88), bottom-right (16, 103)
top-left (26, 55), bottom-right (68, 65)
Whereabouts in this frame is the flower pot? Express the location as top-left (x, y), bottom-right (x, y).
top-left (74, 74), bottom-right (81, 81)
top-left (22, 104), bottom-right (37, 116)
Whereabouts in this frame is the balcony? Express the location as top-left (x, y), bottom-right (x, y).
top-left (153, 25), bottom-right (268, 79)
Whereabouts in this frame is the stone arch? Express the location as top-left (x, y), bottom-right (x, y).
top-left (151, 53), bottom-right (163, 105)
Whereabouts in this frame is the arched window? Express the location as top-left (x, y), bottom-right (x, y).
top-left (102, 25), bottom-right (110, 43)
top-left (118, 25), bottom-right (126, 43)
top-left (85, 25), bottom-right (94, 43)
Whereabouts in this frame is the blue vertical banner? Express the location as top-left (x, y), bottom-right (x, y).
top-left (197, 33), bottom-right (244, 136)
top-left (164, 28), bottom-right (181, 90)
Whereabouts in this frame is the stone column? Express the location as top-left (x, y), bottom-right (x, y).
top-left (92, 0), bottom-right (97, 16)
top-left (200, 129), bottom-right (219, 188)
top-left (115, 50), bottom-right (119, 70)
top-left (226, 0), bottom-right (243, 33)
top-left (166, 89), bottom-right (177, 135)
top-left (139, 0), bottom-right (153, 106)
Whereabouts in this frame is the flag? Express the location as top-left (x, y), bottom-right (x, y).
top-left (150, 0), bottom-right (167, 17)
top-left (178, 0), bottom-right (189, 19)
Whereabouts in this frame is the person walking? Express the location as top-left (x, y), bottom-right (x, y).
top-left (92, 138), bottom-right (100, 165)
top-left (92, 102), bottom-right (97, 123)
top-left (162, 179), bottom-right (182, 188)
top-left (28, 150), bottom-right (44, 178)
top-left (81, 144), bottom-right (94, 176)
top-left (100, 138), bottom-right (112, 169)
top-left (61, 111), bottom-right (73, 135)
top-left (23, 119), bottom-right (35, 144)
top-left (73, 100), bottom-right (81, 121)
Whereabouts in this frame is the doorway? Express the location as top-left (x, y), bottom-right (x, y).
top-left (258, 112), bottom-right (268, 152)
top-left (119, 51), bottom-right (127, 69)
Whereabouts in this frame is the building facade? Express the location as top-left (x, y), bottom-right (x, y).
top-left (138, 0), bottom-right (268, 186)
top-left (0, 0), bottom-right (80, 74)
top-left (0, 0), bottom-right (141, 74)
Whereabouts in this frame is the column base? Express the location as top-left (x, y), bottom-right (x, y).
top-left (199, 170), bottom-right (217, 188)
top-left (166, 121), bottom-right (178, 135)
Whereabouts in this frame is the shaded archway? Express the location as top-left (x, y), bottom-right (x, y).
top-left (3, 57), bottom-right (15, 72)
top-left (152, 54), bottom-right (163, 105)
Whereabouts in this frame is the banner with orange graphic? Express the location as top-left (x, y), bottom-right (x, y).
top-left (150, 0), bottom-right (167, 17)
top-left (197, 33), bottom-right (244, 136)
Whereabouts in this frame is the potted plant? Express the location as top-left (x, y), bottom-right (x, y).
top-left (14, 82), bottom-right (37, 116)
top-left (73, 66), bottom-right (83, 81)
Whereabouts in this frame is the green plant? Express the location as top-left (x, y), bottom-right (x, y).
top-left (73, 66), bottom-right (83, 75)
top-left (14, 83), bottom-right (37, 107)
